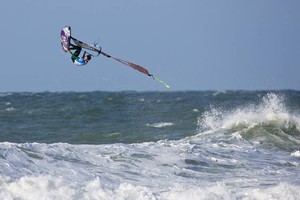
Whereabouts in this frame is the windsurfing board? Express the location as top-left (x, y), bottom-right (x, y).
top-left (60, 26), bottom-right (71, 52)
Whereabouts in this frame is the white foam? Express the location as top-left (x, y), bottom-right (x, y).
top-left (146, 122), bottom-right (174, 128)
top-left (83, 178), bottom-right (157, 200)
top-left (0, 176), bottom-right (74, 200)
top-left (0, 176), bottom-right (157, 200)
top-left (197, 93), bottom-right (300, 142)
top-left (0, 93), bottom-right (13, 97)
top-left (245, 182), bottom-right (300, 200)
top-left (5, 107), bottom-right (15, 112)
top-left (291, 150), bottom-right (300, 157)
top-left (1, 138), bottom-right (300, 200)
top-left (161, 183), bottom-right (232, 200)
top-left (2, 175), bottom-right (299, 200)
top-left (192, 108), bottom-right (199, 113)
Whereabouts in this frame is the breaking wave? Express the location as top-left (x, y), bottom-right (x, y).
top-left (197, 93), bottom-right (300, 151)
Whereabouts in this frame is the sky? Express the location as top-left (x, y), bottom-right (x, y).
top-left (1, 0), bottom-right (299, 92)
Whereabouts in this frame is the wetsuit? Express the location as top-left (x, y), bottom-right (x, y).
top-left (69, 45), bottom-right (89, 66)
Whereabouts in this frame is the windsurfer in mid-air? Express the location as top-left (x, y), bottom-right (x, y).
top-left (67, 37), bottom-right (92, 66)
top-left (60, 26), bottom-right (170, 88)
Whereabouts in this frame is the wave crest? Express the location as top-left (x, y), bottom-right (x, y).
top-left (197, 93), bottom-right (300, 150)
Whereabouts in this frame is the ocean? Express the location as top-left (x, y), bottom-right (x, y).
top-left (0, 90), bottom-right (299, 200)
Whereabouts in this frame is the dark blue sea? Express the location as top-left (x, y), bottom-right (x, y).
top-left (0, 91), bottom-right (299, 199)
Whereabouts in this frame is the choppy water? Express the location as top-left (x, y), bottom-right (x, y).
top-left (0, 91), bottom-right (300, 199)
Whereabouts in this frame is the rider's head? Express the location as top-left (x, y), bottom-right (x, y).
top-left (84, 55), bottom-right (92, 61)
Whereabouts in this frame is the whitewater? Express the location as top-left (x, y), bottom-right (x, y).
top-left (0, 91), bottom-right (299, 199)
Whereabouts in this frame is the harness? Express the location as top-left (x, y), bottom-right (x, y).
top-left (74, 58), bottom-right (88, 66)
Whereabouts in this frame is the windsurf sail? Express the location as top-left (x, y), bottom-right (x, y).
top-left (60, 26), bottom-right (71, 52)
top-left (60, 26), bottom-right (101, 56)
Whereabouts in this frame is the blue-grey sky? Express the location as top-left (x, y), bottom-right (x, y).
top-left (1, 0), bottom-right (299, 92)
